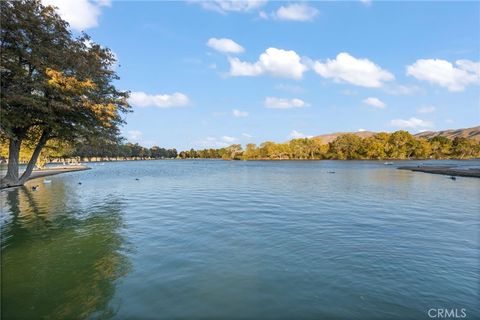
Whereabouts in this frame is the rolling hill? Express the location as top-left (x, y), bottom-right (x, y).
top-left (314, 126), bottom-right (480, 143)
top-left (414, 126), bottom-right (480, 141)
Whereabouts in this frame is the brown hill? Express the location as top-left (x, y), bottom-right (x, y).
top-left (314, 131), bottom-right (378, 144)
top-left (313, 126), bottom-right (480, 144)
top-left (414, 126), bottom-right (480, 141)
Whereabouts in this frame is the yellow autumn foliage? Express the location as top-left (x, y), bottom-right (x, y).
top-left (82, 102), bottom-right (118, 127)
top-left (45, 68), bottom-right (95, 93)
top-left (45, 68), bottom-right (119, 127)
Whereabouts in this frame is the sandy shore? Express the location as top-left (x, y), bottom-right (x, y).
top-left (28, 165), bottom-right (91, 181)
top-left (397, 166), bottom-right (480, 178)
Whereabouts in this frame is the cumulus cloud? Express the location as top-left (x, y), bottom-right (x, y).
top-left (207, 38), bottom-right (245, 54)
top-left (42, 0), bottom-right (111, 31)
top-left (418, 106), bottom-right (436, 114)
top-left (232, 109), bottom-right (249, 117)
top-left (313, 52), bottom-right (394, 87)
top-left (193, 0), bottom-right (266, 14)
top-left (363, 97), bottom-right (386, 108)
top-left (390, 117), bottom-right (433, 129)
top-left (358, 128), bottom-right (367, 132)
top-left (264, 97), bottom-right (309, 109)
top-left (275, 3), bottom-right (319, 21)
top-left (129, 92), bottom-right (190, 108)
top-left (406, 59), bottom-right (480, 92)
top-left (229, 47), bottom-right (308, 79)
top-left (229, 57), bottom-right (263, 76)
top-left (126, 130), bottom-right (142, 141)
top-left (288, 130), bottom-right (313, 139)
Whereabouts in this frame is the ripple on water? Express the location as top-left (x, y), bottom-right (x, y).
top-left (1, 160), bottom-right (479, 319)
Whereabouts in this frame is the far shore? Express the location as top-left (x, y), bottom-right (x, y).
top-left (398, 166), bottom-right (480, 178)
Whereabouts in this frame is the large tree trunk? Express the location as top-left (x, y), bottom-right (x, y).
top-left (18, 129), bottom-right (51, 185)
top-left (0, 137), bottom-right (23, 188)
top-left (0, 129), bottom-right (51, 189)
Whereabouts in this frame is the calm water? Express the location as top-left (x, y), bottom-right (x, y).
top-left (1, 160), bottom-right (479, 319)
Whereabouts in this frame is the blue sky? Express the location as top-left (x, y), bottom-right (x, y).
top-left (43, 0), bottom-right (480, 150)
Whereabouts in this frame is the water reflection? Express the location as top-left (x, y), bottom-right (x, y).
top-left (1, 181), bottom-right (130, 319)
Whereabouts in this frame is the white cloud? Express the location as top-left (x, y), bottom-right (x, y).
top-left (258, 11), bottom-right (269, 19)
top-left (456, 59), bottom-right (480, 76)
top-left (275, 3), bottom-right (318, 21)
top-left (242, 133), bottom-right (253, 138)
top-left (198, 137), bottom-right (228, 148)
top-left (406, 59), bottom-right (480, 92)
top-left (363, 97), bottom-right (386, 108)
top-left (313, 52), bottom-right (394, 87)
top-left (222, 135), bottom-right (237, 143)
top-left (264, 97), bottom-right (309, 109)
top-left (390, 117), bottom-right (433, 129)
top-left (126, 130), bottom-right (142, 141)
top-left (207, 38), bottom-right (245, 54)
top-left (418, 106), bottom-right (436, 114)
top-left (358, 128), bottom-right (366, 132)
top-left (360, 0), bottom-right (372, 6)
top-left (232, 109), bottom-right (249, 117)
top-left (229, 47), bottom-right (307, 79)
top-left (129, 92), bottom-right (190, 108)
top-left (288, 130), bottom-right (313, 139)
top-left (197, 135), bottom-right (238, 148)
top-left (229, 57), bottom-right (263, 76)
top-left (193, 0), bottom-right (266, 14)
top-left (42, 0), bottom-right (111, 31)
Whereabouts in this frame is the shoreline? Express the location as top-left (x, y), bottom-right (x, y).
top-left (27, 165), bottom-right (91, 181)
top-left (0, 166), bottom-right (91, 190)
top-left (397, 166), bottom-right (480, 178)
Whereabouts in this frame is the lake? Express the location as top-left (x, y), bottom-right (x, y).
top-left (1, 160), bottom-right (479, 319)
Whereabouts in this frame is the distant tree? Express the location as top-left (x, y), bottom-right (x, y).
top-left (222, 144), bottom-right (243, 160)
top-left (429, 136), bottom-right (452, 159)
top-left (386, 131), bottom-right (416, 159)
top-left (328, 134), bottom-right (363, 160)
top-left (363, 133), bottom-right (389, 159)
top-left (411, 138), bottom-right (432, 159)
top-left (451, 137), bottom-right (479, 159)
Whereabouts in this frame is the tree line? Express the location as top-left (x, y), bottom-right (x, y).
top-left (0, 139), bottom-right (178, 164)
top-left (2, 129), bottom-right (478, 166)
top-left (179, 131), bottom-right (480, 161)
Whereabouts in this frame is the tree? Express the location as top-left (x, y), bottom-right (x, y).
top-left (387, 131), bottom-right (416, 159)
top-left (363, 133), bottom-right (389, 159)
top-left (452, 137), bottom-right (479, 159)
top-left (429, 136), bottom-right (452, 159)
top-left (222, 144), bottom-right (243, 160)
top-left (328, 134), bottom-right (363, 159)
top-left (1, 0), bottom-right (130, 188)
